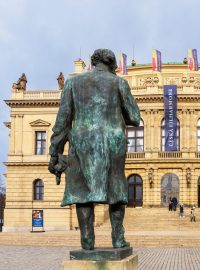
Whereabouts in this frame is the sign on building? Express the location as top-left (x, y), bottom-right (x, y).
top-left (164, 85), bottom-right (178, 151)
top-left (32, 210), bottom-right (44, 232)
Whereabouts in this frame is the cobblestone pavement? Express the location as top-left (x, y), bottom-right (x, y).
top-left (1, 246), bottom-right (200, 270)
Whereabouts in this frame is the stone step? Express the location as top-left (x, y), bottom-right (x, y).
top-left (1, 231), bottom-right (200, 247)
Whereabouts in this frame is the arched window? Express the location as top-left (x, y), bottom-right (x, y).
top-left (161, 119), bottom-right (180, 151)
top-left (197, 119), bottom-right (200, 151)
top-left (33, 179), bottom-right (44, 200)
top-left (127, 174), bottom-right (143, 207)
top-left (127, 119), bottom-right (144, 152)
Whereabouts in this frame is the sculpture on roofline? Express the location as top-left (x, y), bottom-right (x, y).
top-left (57, 72), bottom-right (65, 90)
top-left (12, 73), bottom-right (27, 90)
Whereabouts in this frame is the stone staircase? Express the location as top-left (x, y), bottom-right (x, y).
top-left (103, 207), bottom-right (200, 231)
top-left (0, 207), bottom-right (200, 248)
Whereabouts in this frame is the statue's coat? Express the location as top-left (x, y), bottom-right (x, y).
top-left (50, 67), bottom-right (140, 206)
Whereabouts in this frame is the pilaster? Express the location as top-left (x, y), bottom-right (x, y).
top-left (9, 114), bottom-right (16, 155)
top-left (15, 115), bottom-right (24, 155)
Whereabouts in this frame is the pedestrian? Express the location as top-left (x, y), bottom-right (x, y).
top-left (190, 205), bottom-right (196, 222)
top-left (172, 197), bottom-right (178, 211)
top-left (168, 197), bottom-right (173, 211)
top-left (179, 203), bottom-right (184, 218)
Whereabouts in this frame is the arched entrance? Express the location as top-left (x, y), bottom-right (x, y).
top-left (127, 174), bottom-right (143, 207)
top-left (161, 173), bottom-right (179, 207)
top-left (198, 177), bottom-right (200, 207)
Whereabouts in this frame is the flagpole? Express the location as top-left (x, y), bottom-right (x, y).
top-left (132, 45), bottom-right (135, 60)
top-left (80, 48), bottom-right (82, 59)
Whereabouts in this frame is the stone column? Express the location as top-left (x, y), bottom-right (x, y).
top-left (150, 110), bottom-right (154, 151)
top-left (189, 168), bottom-right (195, 206)
top-left (154, 168), bottom-right (159, 206)
top-left (145, 109), bottom-right (151, 151)
top-left (186, 109), bottom-right (190, 151)
top-left (9, 114), bottom-right (16, 154)
top-left (189, 110), bottom-right (196, 151)
top-left (180, 169), bottom-right (185, 204)
top-left (181, 109), bottom-right (187, 150)
top-left (15, 115), bottom-right (24, 155)
top-left (153, 110), bottom-right (159, 150)
top-left (145, 169), bottom-right (150, 206)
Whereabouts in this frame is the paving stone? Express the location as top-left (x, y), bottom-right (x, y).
top-left (0, 246), bottom-right (200, 270)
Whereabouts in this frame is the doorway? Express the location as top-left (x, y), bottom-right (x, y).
top-left (161, 173), bottom-right (179, 207)
top-left (127, 174), bottom-right (143, 207)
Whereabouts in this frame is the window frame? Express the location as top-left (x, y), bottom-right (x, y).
top-left (33, 179), bottom-right (44, 201)
top-left (126, 120), bottom-right (144, 153)
top-left (35, 131), bottom-right (46, 155)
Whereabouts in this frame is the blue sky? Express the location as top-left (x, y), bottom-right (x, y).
top-left (0, 0), bottom-right (200, 187)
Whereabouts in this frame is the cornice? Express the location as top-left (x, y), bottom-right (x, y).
top-left (4, 162), bottom-right (49, 166)
top-left (126, 63), bottom-right (200, 72)
top-left (4, 99), bottom-right (60, 108)
top-left (135, 94), bottom-right (200, 103)
top-left (4, 94), bottom-right (200, 108)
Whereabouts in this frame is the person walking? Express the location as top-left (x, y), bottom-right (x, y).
top-left (190, 205), bottom-right (196, 222)
top-left (172, 197), bottom-right (178, 211)
top-left (168, 197), bottom-right (173, 211)
top-left (179, 203), bottom-right (184, 218)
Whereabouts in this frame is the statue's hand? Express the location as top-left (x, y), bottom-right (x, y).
top-left (48, 156), bottom-right (58, 174)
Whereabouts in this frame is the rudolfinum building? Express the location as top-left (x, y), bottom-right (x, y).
top-left (3, 59), bottom-right (200, 232)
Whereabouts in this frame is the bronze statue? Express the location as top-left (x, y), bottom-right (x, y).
top-left (12, 73), bottom-right (27, 90)
top-left (57, 72), bottom-right (65, 90)
top-left (48, 49), bottom-right (140, 250)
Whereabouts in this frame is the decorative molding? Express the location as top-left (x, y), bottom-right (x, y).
top-left (5, 94), bottom-right (200, 108)
top-left (135, 95), bottom-right (200, 103)
top-left (5, 99), bottom-right (60, 108)
top-left (4, 162), bottom-right (49, 166)
top-left (164, 77), bottom-right (181, 85)
top-left (29, 119), bottom-right (51, 127)
top-left (137, 76), bottom-right (159, 87)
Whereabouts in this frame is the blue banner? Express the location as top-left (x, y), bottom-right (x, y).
top-left (32, 210), bottom-right (43, 227)
top-left (164, 85), bottom-right (178, 151)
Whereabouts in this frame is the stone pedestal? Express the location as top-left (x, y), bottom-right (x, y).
top-left (70, 247), bottom-right (133, 261)
top-left (61, 254), bottom-right (138, 270)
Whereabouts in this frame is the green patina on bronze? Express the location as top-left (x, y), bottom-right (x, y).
top-left (49, 49), bottom-right (140, 251)
top-left (49, 56), bottom-right (140, 206)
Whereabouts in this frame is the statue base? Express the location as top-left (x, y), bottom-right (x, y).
top-left (70, 247), bottom-right (133, 261)
top-left (61, 254), bottom-right (138, 270)
top-left (61, 248), bottom-right (138, 270)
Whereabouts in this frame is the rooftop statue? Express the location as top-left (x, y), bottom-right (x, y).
top-left (57, 72), bottom-right (65, 90)
top-left (12, 73), bottom-right (27, 90)
top-left (48, 49), bottom-right (141, 250)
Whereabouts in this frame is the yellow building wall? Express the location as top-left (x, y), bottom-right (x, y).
top-left (4, 62), bottom-right (200, 231)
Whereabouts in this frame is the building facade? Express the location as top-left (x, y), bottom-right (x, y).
top-left (3, 60), bottom-right (200, 231)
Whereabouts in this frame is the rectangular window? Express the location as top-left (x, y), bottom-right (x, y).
top-left (35, 131), bottom-right (46, 155)
top-left (127, 126), bottom-right (144, 152)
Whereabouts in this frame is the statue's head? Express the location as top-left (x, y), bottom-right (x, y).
top-left (91, 49), bottom-right (117, 73)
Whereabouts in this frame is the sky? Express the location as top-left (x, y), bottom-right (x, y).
top-left (0, 0), bottom-right (200, 188)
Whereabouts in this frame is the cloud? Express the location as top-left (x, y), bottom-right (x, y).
top-left (1, 0), bottom-right (200, 179)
